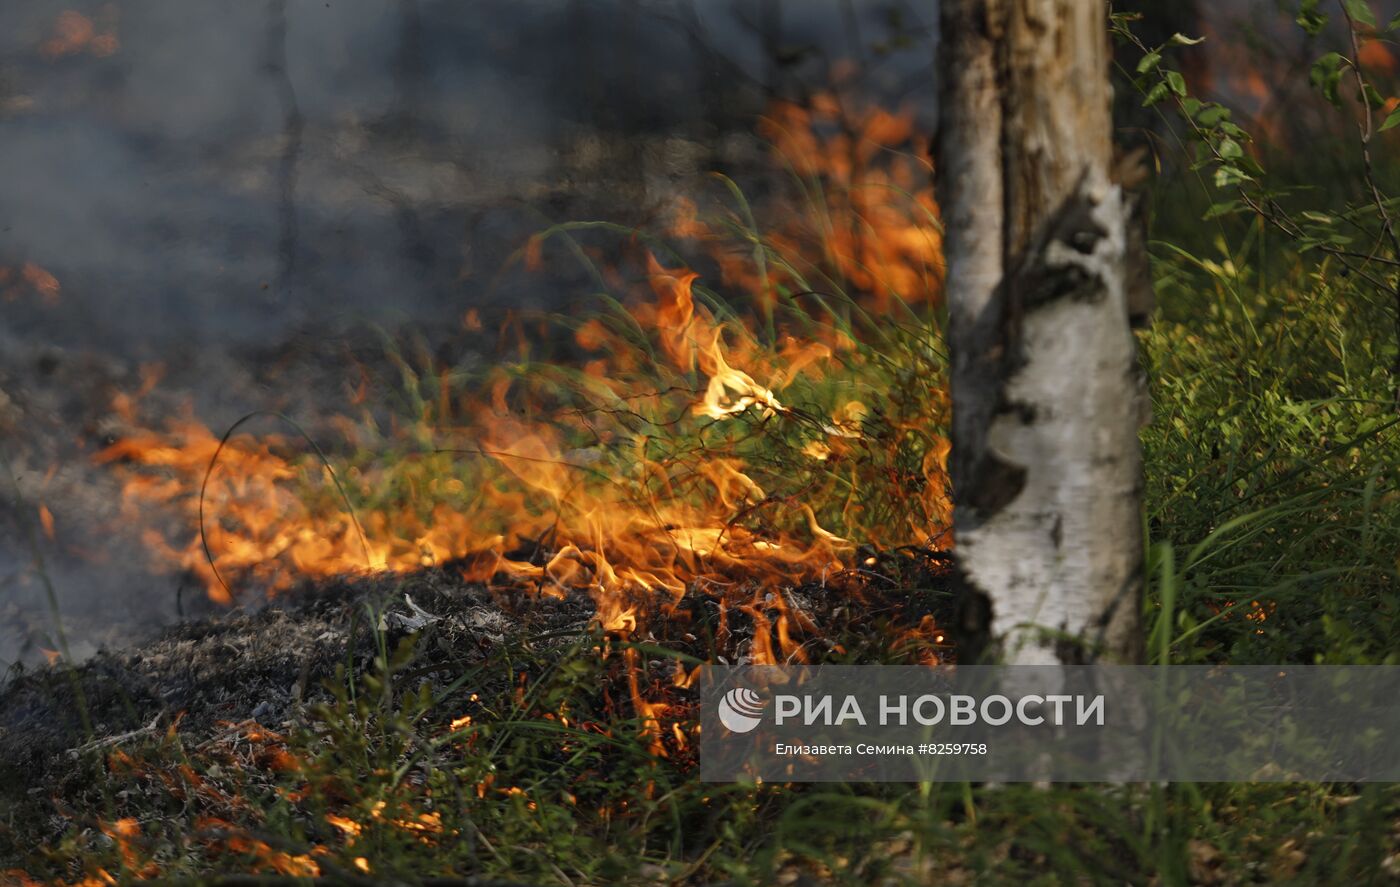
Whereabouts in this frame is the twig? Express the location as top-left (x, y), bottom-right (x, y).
top-left (1337, 0), bottom-right (1400, 409)
top-left (67, 712), bottom-right (162, 758)
top-left (196, 718), bottom-right (262, 750)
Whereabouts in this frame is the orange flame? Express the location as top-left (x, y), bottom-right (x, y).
top-left (94, 93), bottom-right (953, 747)
top-left (41, 10), bottom-right (118, 60)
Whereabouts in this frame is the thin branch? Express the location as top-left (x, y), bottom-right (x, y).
top-left (67, 713), bottom-right (163, 758)
top-left (1338, 0), bottom-right (1400, 407)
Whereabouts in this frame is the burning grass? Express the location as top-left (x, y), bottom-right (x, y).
top-left (91, 92), bottom-right (953, 673)
top-left (2, 91), bottom-right (963, 883)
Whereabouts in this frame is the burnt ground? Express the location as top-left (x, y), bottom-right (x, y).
top-left (0, 551), bottom-right (956, 846)
top-left (0, 571), bottom-right (576, 794)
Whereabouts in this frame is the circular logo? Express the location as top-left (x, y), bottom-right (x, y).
top-left (718, 687), bottom-right (767, 734)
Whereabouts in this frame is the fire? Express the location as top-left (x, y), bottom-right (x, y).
top-left (93, 93), bottom-right (953, 742)
top-left (215, 829), bottom-right (320, 877)
top-left (40, 9), bottom-right (119, 60)
top-left (38, 504), bottom-right (56, 541)
top-left (695, 330), bottom-right (786, 421)
top-left (1, 262), bottom-right (61, 305)
top-left (753, 92), bottom-right (942, 314)
top-left (325, 813), bottom-right (362, 839)
top-left (99, 819), bottom-right (156, 879)
top-left (1210, 598), bottom-right (1277, 636)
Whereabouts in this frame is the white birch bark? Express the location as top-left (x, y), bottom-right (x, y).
top-left (937, 0), bottom-right (1147, 664)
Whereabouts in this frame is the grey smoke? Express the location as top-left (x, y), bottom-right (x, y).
top-left (0, 0), bottom-right (937, 664)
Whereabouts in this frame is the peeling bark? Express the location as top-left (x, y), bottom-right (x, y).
top-left (937, 0), bottom-right (1147, 664)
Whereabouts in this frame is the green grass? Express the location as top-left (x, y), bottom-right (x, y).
top-left (1141, 231), bottom-right (1400, 667)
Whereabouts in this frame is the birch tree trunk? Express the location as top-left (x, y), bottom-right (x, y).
top-left (937, 0), bottom-right (1148, 664)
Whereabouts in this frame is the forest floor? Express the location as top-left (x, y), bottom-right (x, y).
top-left (1, 556), bottom-right (1397, 884)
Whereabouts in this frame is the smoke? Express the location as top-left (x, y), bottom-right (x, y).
top-left (0, 0), bottom-right (934, 350)
top-left (0, 0), bottom-right (938, 664)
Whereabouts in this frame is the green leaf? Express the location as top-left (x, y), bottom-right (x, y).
top-left (1170, 32), bottom-right (1206, 46)
top-left (1344, 0), bottom-right (1377, 28)
top-left (1166, 70), bottom-right (1188, 96)
top-left (1137, 50), bottom-right (1162, 74)
top-left (1197, 104), bottom-right (1231, 126)
top-left (1298, 0), bottom-right (1328, 35)
top-left (1310, 52), bottom-right (1346, 107)
top-left (1143, 81), bottom-right (1170, 107)
top-left (1389, 12), bottom-right (1400, 31)
top-left (1380, 106), bottom-right (1400, 132)
top-left (1217, 137), bottom-right (1243, 159)
top-left (1203, 200), bottom-right (1244, 220)
top-left (1213, 165), bottom-right (1254, 188)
